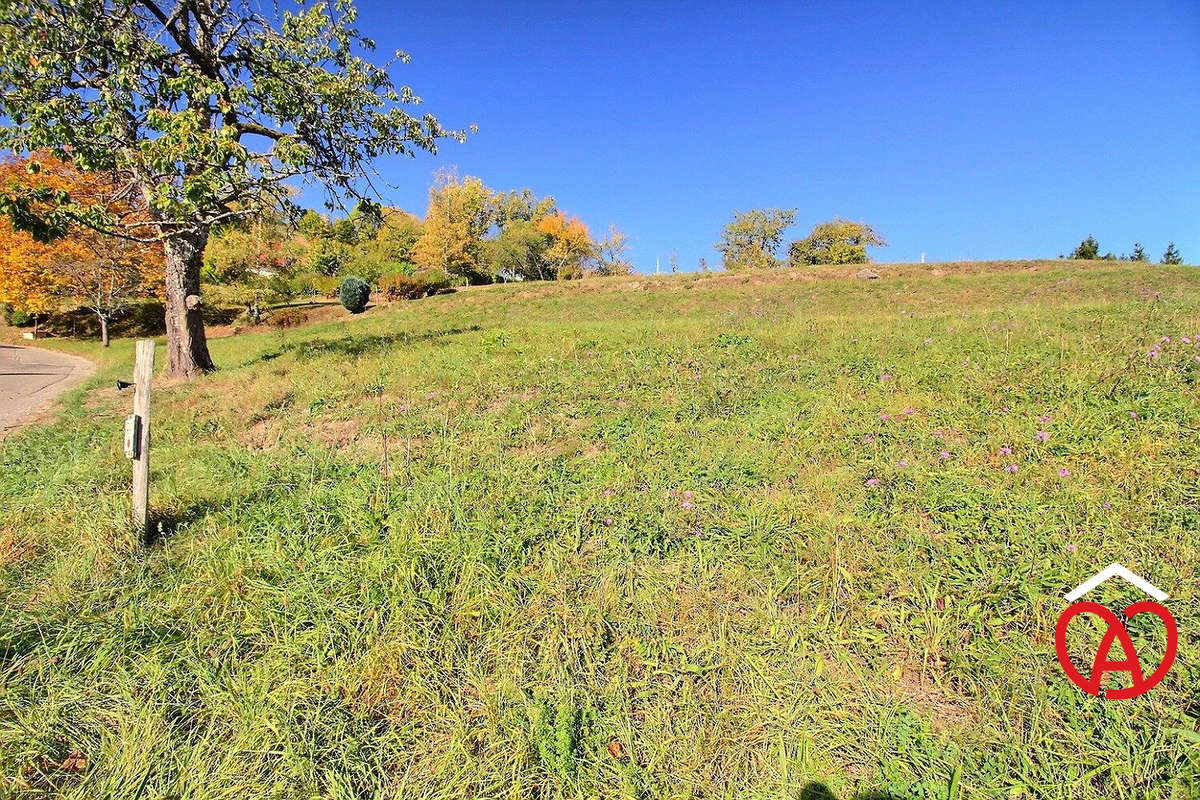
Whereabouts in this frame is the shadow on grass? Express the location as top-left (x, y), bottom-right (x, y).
top-left (801, 782), bottom-right (895, 800)
top-left (146, 498), bottom-right (229, 547)
top-left (254, 324), bottom-right (482, 362)
top-left (144, 479), bottom-right (312, 547)
top-left (35, 300), bottom-right (241, 341)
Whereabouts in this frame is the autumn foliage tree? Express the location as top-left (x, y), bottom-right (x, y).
top-left (412, 173), bottom-right (495, 283)
top-left (536, 212), bottom-right (593, 280)
top-left (0, 154), bottom-right (162, 345)
top-left (0, 0), bottom-right (463, 376)
top-left (486, 189), bottom-right (559, 281)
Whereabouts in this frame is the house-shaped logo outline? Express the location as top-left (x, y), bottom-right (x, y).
top-left (1064, 562), bottom-right (1169, 602)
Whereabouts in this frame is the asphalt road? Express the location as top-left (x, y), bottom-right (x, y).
top-left (0, 344), bottom-right (95, 434)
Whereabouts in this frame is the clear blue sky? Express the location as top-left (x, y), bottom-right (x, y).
top-left (319, 0), bottom-right (1199, 271)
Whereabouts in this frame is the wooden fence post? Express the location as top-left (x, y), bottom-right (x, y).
top-left (131, 339), bottom-right (154, 538)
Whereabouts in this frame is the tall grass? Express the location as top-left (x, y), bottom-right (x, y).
top-left (2, 261), bottom-right (1198, 799)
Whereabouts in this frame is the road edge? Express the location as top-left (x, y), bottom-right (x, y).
top-left (0, 344), bottom-right (98, 438)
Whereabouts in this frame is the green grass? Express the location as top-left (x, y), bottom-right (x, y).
top-left (2, 260), bottom-right (1199, 799)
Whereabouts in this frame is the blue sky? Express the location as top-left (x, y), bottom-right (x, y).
top-left (315, 0), bottom-right (1200, 271)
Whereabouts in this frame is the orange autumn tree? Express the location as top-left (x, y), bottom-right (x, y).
top-left (0, 154), bottom-right (162, 345)
top-left (535, 211), bottom-right (594, 280)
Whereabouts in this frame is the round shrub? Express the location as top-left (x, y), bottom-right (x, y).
top-left (338, 276), bottom-right (370, 313)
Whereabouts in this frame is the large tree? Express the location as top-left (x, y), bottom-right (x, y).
top-left (715, 208), bottom-right (796, 271)
top-left (0, 0), bottom-right (464, 376)
top-left (787, 217), bottom-right (886, 266)
top-left (536, 211), bottom-right (593, 280)
top-left (412, 172), bottom-right (495, 284)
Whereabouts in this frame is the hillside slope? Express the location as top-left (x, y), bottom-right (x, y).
top-left (2, 261), bottom-right (1199, 799)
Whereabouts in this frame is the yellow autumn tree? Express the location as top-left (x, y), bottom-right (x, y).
top-left (536, 211), bottom-right (594, 280)
top-left (411, 172), bottom-right (495, 284)
top-left (0, 154), bottom-right (162, 345)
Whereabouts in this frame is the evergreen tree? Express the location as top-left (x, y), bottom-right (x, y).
top-left (1069, 236), bottom-right (1100, 260)
top-left (1161, 242), bottom-right (1183, 265)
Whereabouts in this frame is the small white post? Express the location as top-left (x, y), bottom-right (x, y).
top-left (130, 339), bottom-right (154, 538)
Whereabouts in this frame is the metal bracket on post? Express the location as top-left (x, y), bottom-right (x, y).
top-left (123, 414), bottom-right (141, 459)
top-left (130, 339), bottom-right (154, 539)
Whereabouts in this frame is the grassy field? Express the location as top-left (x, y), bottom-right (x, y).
top-left (2, 260), bottom-right (1198, 799)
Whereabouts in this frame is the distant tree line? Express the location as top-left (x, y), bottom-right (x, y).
top-left (715, 209), bottom-right (886, 270)
top-left (1066, 235), bottom-right (1183, 265)
top-left (197, 170), bottom-right (635, 317)
top-left (1, 157), bottom-right (639, 338)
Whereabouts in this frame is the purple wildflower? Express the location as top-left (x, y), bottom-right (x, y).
top-left (680, 501), bottom-right (692, 510)
top-left (939, 451), bottom-right (952, 460)
top-left (1038, 415), bottom-right (1052, 424)
top-left (865, 478), bottom-right (881, 488)
top-left (1058, 468), bottom-right (1070, 477)
top-left (999, 446), bottom-right (1013, 456)
top-left (903, 407), bottom-right (916, 416)
top-left (1005, 464), bottom-right (1019, 473)
top-left (1129, 411), bottom-right (1139, 419)
top-left (897, 459), bottom-right (909, 467)
top-left (881, 373), bottom-right (893, 382)
top-left (863, 434), bottom-right (875, 444)
top-left (1036, 430), bottom-right (1050, 442)
top-left (1066, 543), bottom-right (1078, 553)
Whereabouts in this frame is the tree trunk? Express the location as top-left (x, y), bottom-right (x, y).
top-left (98, 313), bottom-right (109, 347)
top-left (162, 228), bottom-right (215, 377)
